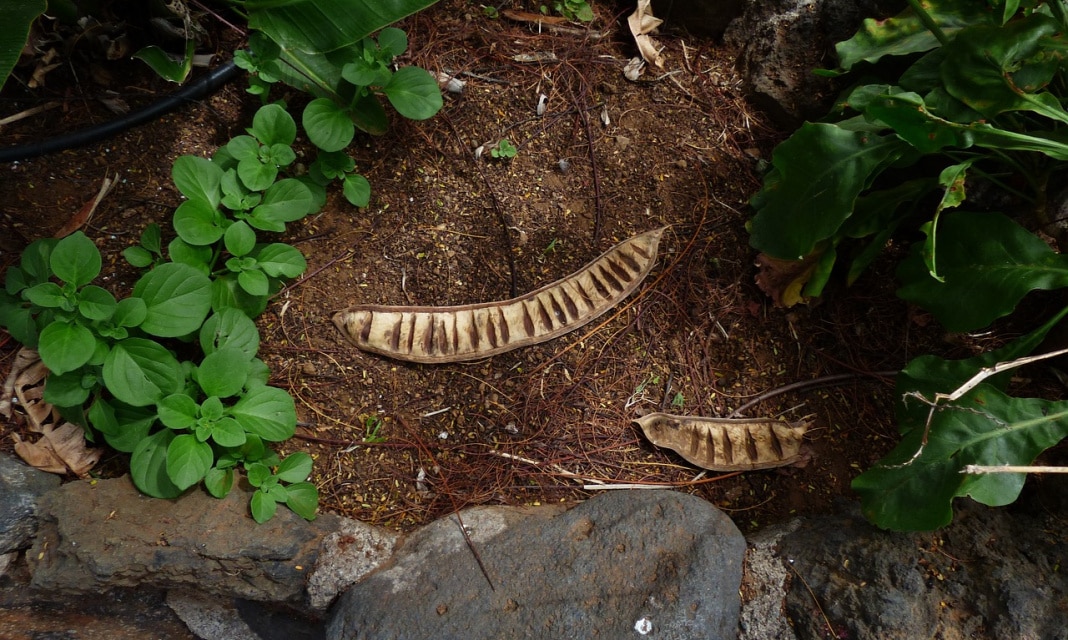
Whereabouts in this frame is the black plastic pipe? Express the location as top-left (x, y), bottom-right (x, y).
top-left (0, 59), bottom-right (241, 163)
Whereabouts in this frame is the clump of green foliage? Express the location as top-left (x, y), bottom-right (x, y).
top-left (541, 0), bottom-right (595, 22)
top-left (748, 0), bottom-right (1068, 530)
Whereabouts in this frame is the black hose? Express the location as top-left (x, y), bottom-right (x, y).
top-left (0, 59), bottom-right (242, 163)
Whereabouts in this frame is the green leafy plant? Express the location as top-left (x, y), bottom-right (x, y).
top-left (362, 415), bottom-right (387, 444)
top-left (0, 103), bottom-right (325, 522)
top-left (541, 0), bottom-right (594, 22)
top-left (490, 138), bottom-right (518, 159)
top-left (747, 0), bottom-right (1068, 530)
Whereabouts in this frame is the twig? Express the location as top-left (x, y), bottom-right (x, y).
top-left (0, 101), bottom-right (61, 127)
top-left (728, 371), bottom-right (897, 418)
top-left (962, 464), bottom-right (1068, 474)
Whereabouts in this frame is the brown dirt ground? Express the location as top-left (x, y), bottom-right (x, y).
top-left (1, 1), bottom-right (949, 537)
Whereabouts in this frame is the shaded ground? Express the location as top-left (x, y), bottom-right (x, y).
top-left (0, 1), bottom-right (929, 537)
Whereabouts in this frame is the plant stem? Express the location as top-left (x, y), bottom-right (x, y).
top-left (906, 0), bottom-right (949, 46)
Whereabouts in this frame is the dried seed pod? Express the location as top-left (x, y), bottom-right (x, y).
top-left (635, 412), bottom-right (809, 471)
top-left (334, 227), bottom-right (666, 363)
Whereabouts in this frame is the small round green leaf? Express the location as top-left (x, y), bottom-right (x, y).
top-left (238, 269), bottom-right (270, 297)
top-left (377, 27), bottom-right (408, 58)
top-left (246, 461), bottom-right (271, 487)
top-left (38, 321), bottom-right (95, 375)
top-left (254, 243), bottom-right (307, 278)
top-left (251, 490), bottom-right (277, 522)
top-left (383, 67), bottom-right (443, 121)
top-left (231, 385), bottom-right (296, 441)
top-left (131, 429), bottom-right (182, 498)
top-left (211, 417), bottom-right (246, 448)
top-left (51, 232), bottom-right (102, 287)
top-left (254, 178), bottom-right (315, 224)
top-left (276, 451), bottom-right (313, 483)
top-left (132, 262), bottom-right (212, 337)
top-left (123, 246), bottom-right (154, 268)
top-left (173, 199), bottom-right (224, 246)
top-left (77, 285), bottom-right (117, 321)
top-left (343, 173), bottom-right (371, 207)
top-left (172, 155), bottom-right (223, 207)
top-left (303, 98), bottom-right (355, 152)
top-left (250, 103), bottom-right (297, 146)
top-left (224, 221), bottom-right (257, 258)
top-left (198, 347), bottom-right (250, 398)
top-left (113, 297), bottom-right (148, 328)
top-left (166, 433), bottom-right (213, 491)
top-left (204, 467), bottom-right (234, 498)
top-left (102, 338), bottom-right (184, 407)
top-left (284, 482), bottom-right (319, 521)
top-left (157, 393), bottom-right (199, 430)
top-left (43, 370), bottom-right (93, 408)
top-left (199, 308), bottom-right (260, 358)
top-left (24, 282), bottom-right (68, 309)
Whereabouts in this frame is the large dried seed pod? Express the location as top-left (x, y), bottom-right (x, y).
top-left (333, 227), bottom-right (666, 363)
top-left (635, 412), bottom-right (809, 471)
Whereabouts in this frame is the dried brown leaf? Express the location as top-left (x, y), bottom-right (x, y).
top-left (627, 0), bottom-right (664, 68)
top-left (754, 253), bottom-right (819, 308)
top-left (13, 423), bottom-right (102, 477)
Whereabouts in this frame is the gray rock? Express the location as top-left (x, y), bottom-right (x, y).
top-left (774, 501), bottom-right (1068, 640)
top-left (26, 475), bottom-right (360, 609)
top-left (167, 590), bottom-right (262, 640)
top-left (738, 521), bottom-right (798, 640)
top-left (307, 517), bottom-right (400, 610)
top-left (0, 453), bottom-right (61, 553)
top-left (724, 0), bottom-right (903, 126)
top-left (327, 490), bottom-right (746, 640)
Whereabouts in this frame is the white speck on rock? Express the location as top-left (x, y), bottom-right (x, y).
top-left (634, 617), bottom-right (653, 635)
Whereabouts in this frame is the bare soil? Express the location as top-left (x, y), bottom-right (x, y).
top-left (0, 2), bottom-right (930, 536)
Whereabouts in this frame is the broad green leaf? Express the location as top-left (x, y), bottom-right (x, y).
top-left (198, 348), bottom-right (250, 398)
top-left (866, 92), bottom-right (1068, 160)
top-left (247, 358), bottom-right (271, 388)
top-left (382, 66), bottom-right (443, 120)
top-left (0, 0), bottom-right (46, 93)
top-left (172, 155), bottom-right (223, 207)
top-left (341, 57), bottom-right (391, 87)
top-left (251, 489), bottom-right (277, 522)
top-left (303, 98), bottom-right (355, 152)
top-left (102, 338), bottom-right (184, 406)
top-left (343, 173), bottom-right (371, 207)
top-left (131, 429), bottom-right (183, 499)
top-left (38, 321), bottom-right (95, 375)
top-left (248, 0), bottom-right (438, 53)
top-left (133, 39), bottom-right (195, 83)
top-left (254, 243), bottom-right (307, 278)
top-left (173, 199), bottom-right (225, 246)
top-left (113, 297), bottom-right (148, 328)
top-left (276, 451), bottom-right (313, 483)
top-left (167, 434), bottom-right (213, 491)
top-left (835, 0), bottom-right (996, 71)
top-left (124, 246), bottom-right (154, 268)
top-left (211, 275), bottom-right (269, 317)
top-left (43, 370), bottom-right (93, 408)
top-left (941, 15), bottom-right (1068, 124)
top-left (252, 178), bottom-right (316, 224)
top-left (88, 398), bottom-right (156, 453)
top-left (246, 461), bottom-right (271, 487)
top-left (263, 143), bottom-right (296, 167)
top-left (749, 123), bottom-right (906, 259)
top-left (231, 385), bottom-right (296, 441)
top-left (167, 237), bottom-right (213, 273)
top-left (226, 135), bottom-right (261, 162)
top-left (238, 269), bottom-right (270, 297)
top-left (25, 282), bottom-right (69, 309)
top-left (348, 91), bottom-right (389, 136)
top-left (238, 156), bottom-right (279, 192)
top-left (211, 417), bottom-right (247, 447)
top-left (132, 263), bottom-right (212, 337)
top-left (285, 482), bottom-right (319, 520)
top-left (141, 223), bottom-right (162, 253)
top-left (0, 303), bottom-right (38, 348)
top-left (204, 467), bottom-right (234, 498)
top-left (51, 232), bottom-right (101, 287)
top-left (250, 103), bottom-right (297, 146)
top-left (157, 393), bottom-right (199, 430)
top-left (200, 308), bottom-right (260, 358)
top-left (921, 159), bottom-right (977, 282)
top-left (19, 238), bottom-right (56, 283)
top-left (225, 221), bottom-right (257, 257)
top-left (377, 27), bottom-right (408, 58)
top-left (77, 286), bottom-right (117, 321)
top-left (897, 211), bottom-right (1068, 332)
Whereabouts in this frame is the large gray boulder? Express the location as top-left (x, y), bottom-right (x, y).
top-left (724, 0), bottom-right (904, 126)
top-left (0, 453), bottom-right (60, 554)
top-left (327, 490), bottom-right (746, 640)
top-left (26, 475), bottom-right (397, 611)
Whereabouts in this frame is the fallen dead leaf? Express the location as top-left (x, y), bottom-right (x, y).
top-left (13, 422), bottom-right (102, 477)
top-left (754, 253), bottom-right (820, 307)
top-left (627, 0), bottom-right (664, 68)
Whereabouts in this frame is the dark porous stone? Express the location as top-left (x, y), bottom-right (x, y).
top-left (327, 490), bottom-right (746, 640)
top-left (0, 453), bottom-right (61, 554)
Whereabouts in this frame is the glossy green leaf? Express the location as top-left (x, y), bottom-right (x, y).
top-left (173, 199), bottom-right (225, 246)
top-left (238, 156), bottom-right (279, 192)
top-left (921, 159), bottom-right (976, 282)
top-left (303, 98), bottom-right (355, 152)
top-left (254, 243), bottom-right (307, 278)
top-left (204, 467), bottom-right (234, 498)
top-left (43, 370), bottom-right (93, 408)
top-left (251, 489), bottom-right (277, 522)
top-left (88, 398), bottom-right (157, 453)
top-left (0, 0), bottom-right (46, 92)
top-left (167, 237), bottom-right (213, 273)
top-left (198, 348), bottom-right (250, 398)
top-left (167, 433), bottom-right (213, 490)
top-left (211, 417), bottom-right (247, 448)
top-left (276, 451), bottom-right (313, 483)
top-left (77, 286), bottom-right (117, 321)
top-left (224, 221), bottom-right (257, 258)
top-left (38, 321), bottom-right (95, 375)
top-left (132, 263), bottom-right (212, 337)
top-left (377, 27), bottom-right (408, 58)
top-left (25, 282), bottom-right (68, 309)
top-left (347, 91), bottom-right (389, 136)
top-left (102, 338), bottom-right (184, 407)
top-left (835, 0), bottom-right (996, 71)
top-left (51, 232), bottom-right (101, 287)
top-left (172, 155), bottom-right (223, 207)
top-left (131, 429), bottom-right (183, 499)
top-left (250, 103), bottom-right (297, 146)
top-left (382, 66), bottom-right (443, 120)
top-left (749, 123), bottom-right (906, 259)
top-left (231, 385), bottom-right (296, 441)
top-left (133, 39), bottom-right (195, 83)
top-left (238, 269), bottom-right (270, 297)
top-left (941, 15), bottom-right (1068, 123)
top-left (211, 274), bottom-right (269, 317)
top-left (252, 178), bottom-right (316, 224)
top-left (157, 393), bottom-right (199, 430)
top-left (342, 173), bottom-right (371, 207)
top-left (200, 308), bottom-right (260, 358)
top-left (897, 211), bottom-right (1068, 332)
top-left (284, 482), bottom-right (319, 520)
top-left (248, 0), bottom-right (438, 54)
top-left (113, 297), bottom-right (148, 329)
